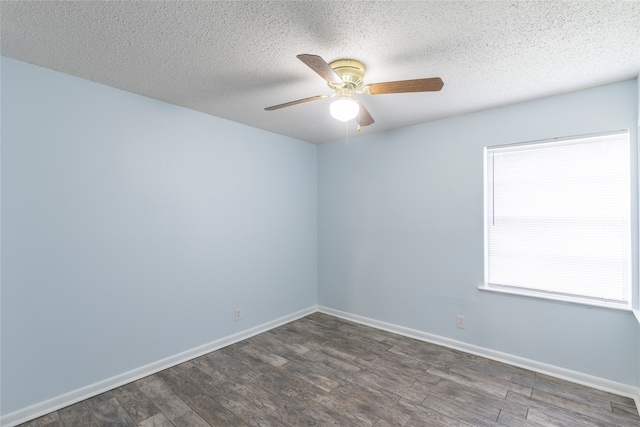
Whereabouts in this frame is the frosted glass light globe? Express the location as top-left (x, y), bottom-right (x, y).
top-left (330, 98), bottom-right (359, 122)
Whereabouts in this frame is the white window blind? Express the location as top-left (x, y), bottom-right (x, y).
top-left (485, 131), bottom-right (631, 307)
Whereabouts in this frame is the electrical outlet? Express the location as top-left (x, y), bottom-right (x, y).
top-left (456, 315), bottom-right (465, 329)
top-left (235, 308), bottom-right (242, 321)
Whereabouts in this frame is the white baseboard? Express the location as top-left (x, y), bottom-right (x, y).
top-left (318, 305), bottom-right (640, 416)
top-left (4, 304), bottom-right (638, 426)
top-left (0, 306), bottom-right (317, 427)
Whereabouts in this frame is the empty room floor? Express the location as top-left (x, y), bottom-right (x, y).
top-left (18, 312), bottom-right (640, 427)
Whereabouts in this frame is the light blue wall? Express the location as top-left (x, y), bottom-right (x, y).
top-left (2, 55), bottom-right (638, 418)
top-left (318, 79), bottom-right (640, 386)
top-left (0, 57), bottom-right (317, 414)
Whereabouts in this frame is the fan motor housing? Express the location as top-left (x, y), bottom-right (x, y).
top-left (328, 59), bottom-right (365, 89)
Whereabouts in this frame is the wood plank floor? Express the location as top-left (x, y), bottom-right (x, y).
top-left (19, 312), bottom-right (640, 427)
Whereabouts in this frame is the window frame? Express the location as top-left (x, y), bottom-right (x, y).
top-left (481, 130), bottom-right (634, 312)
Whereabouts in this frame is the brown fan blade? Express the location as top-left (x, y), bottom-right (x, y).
top-left (364, 77), bottom-right (444, 95)
top-left (265, 95), bottom-right (328, 111)
top-left (297, 54), bottom-right (343, 85)
top-left (355, 100), bottom-right (374, 127)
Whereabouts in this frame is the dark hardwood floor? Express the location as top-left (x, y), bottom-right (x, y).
top-left (19, 312), bottom-right (640, 426)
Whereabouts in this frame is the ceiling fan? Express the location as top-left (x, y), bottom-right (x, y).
top-left (265, 54), bottom-right (444, 129)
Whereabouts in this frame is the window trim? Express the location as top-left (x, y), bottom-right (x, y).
top-left (478, 284), bottom-right (633, 312)
top-left (481, 130), bottom-right (634, 311)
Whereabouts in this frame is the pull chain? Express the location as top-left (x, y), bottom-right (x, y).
top-left (346, 120), bottom-right (349, 146)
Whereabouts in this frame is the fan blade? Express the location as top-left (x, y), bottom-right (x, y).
top-left (355, 100), bottom-right (374, 127)
top-left (297, 54), bottom-right (343, 85)
top-left (265, 95), bottom-right (328, 111)
top-left (364, 77), bottom-right (443, 95)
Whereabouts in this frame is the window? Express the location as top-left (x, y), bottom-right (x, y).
top-left (484, 130), bottom-right (631, 309)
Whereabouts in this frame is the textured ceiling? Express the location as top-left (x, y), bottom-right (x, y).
top-left (2, 1), bottom-right (639, 144)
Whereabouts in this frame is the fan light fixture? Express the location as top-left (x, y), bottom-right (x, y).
top-left (265, 54), bottom-right (444, 129)
top-left (330, 98), bottom-right (359, 122)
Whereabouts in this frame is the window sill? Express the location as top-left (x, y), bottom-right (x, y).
top-left (478, 285), bottom-right (633, 314)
